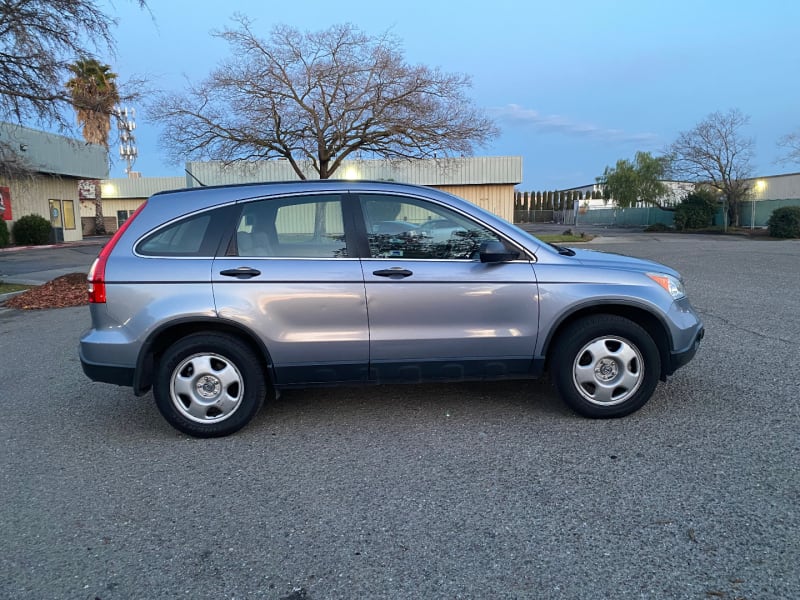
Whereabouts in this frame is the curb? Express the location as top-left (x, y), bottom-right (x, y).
top-left (0, 237), bottom-right (109, 254)
top-left (0, 288), bottom-right (31, 304)
top-left (1, 277), bottom-right (44, 285)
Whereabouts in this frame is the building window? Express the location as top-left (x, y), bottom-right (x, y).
top-left (62, 200), bottom-right (76, 230)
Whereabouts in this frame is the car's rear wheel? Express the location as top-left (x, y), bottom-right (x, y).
top-left (551, 315), bottom-right (661, 418)
top-left (153, 333), bottom-right (266, 437)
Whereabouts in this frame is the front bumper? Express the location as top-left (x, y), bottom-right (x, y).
top-left (667, 325), bottom-right (705, 376)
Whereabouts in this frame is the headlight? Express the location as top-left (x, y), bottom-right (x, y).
top-left (647, 272), bottom-right (686, 299)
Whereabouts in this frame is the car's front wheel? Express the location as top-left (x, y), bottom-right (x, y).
top-left (551, 315), bottom-right (661, 418)
top-left (153, 333), bottom-right (266, 437)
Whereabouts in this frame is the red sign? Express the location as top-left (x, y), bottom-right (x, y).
top-left (0, 186), bottom-right (11, 220)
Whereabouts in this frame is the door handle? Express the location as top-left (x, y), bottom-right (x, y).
top-left (372, 268), bottom-right (413, 278)
top-left (220, 267), bottom-right (261, 279)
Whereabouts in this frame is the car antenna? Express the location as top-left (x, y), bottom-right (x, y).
top-left (184, 168), bottom-right (206, 187)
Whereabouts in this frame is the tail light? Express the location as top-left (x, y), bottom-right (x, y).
top-left (88, 202), bottom-right (147, 303)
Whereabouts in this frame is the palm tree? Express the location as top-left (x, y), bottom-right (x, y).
top-left (66, 58), bottom-right (119, 235)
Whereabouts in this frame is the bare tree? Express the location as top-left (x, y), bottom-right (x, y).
top-left (777, 130), bottom-right (800, 165)
top-left (0, 0), bottom-right (146, 178)
top-left (150, 18), bottom-right (499, 179)
top-left (667, 109), bottom-right (754, 227)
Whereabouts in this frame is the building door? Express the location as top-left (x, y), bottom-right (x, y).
top-left (49, 199), bottom-right (64, 242)
top-left (117, 210), bottom-right (129, 230)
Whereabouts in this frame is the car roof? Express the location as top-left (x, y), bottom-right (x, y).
top-left (151, 179), bottom-right (440, 200)
top-left (143, 179), bottom-right (477, 221)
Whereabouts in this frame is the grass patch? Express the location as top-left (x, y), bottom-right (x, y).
top-left (537, 233), bottom-right (594, 243)
top-left (0, 281), bottom-right (33, 294)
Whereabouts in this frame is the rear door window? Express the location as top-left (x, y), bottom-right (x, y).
top-left (236, 195), bottom-right (348, 258)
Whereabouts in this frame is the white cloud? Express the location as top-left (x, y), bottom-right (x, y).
top-left (492, 104), bottom-right (659, 145)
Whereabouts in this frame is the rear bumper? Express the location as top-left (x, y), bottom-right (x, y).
top-left (667, 326), bottom-right (705, 376)
top-left (80, 318), bottom-right (138, 388)
top-left (80, 348), bottom-right (135, 387)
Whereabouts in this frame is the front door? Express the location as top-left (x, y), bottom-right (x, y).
top-left (355, 193), bottom-right (540, 382)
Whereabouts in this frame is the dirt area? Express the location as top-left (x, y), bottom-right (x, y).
top-left (4, 273), bottom-right (88, 310)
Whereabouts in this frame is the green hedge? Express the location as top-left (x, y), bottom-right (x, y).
top-left (674, 190), bottom-right (717, 230)
top-left (767, 206), bottom-right (800, 238)
top-left (0, 219), bottom-right (9, 247)
top-left (12, 214), bottom-right (52, 245)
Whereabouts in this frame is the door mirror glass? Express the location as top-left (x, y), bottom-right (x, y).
top-left (479, 240), bottom-right (519, 263)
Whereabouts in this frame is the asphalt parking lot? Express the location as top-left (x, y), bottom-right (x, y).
top-left (1, 234), bottom-right (798, 599)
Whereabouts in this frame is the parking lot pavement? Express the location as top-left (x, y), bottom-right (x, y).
top-left (1, 237), bottom-right (798, 599)
top-left (0, 238), bottom-right (105, 284)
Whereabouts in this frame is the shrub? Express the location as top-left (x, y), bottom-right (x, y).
top-left (12, 214), bottom-right (52, 245)
top-left (767, 206), bottom-right (800, 238)
top-left (0, 219), bottom-right (9, 247)
top-left (674, 190), bottom-right (718, 230)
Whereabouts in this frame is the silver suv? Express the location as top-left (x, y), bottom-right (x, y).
top-left (80, 181), bottom-right (704, 437)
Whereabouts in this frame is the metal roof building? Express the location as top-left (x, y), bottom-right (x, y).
top-left (185, 156), bottom-right (522, 188)
top-left (1, 123), bottom-right (108, 242)
top-left (96, 156), bottom-right (523, 232)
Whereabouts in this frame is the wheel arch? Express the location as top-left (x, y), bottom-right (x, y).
top-left (542, 301), bottom-right (672, 381)
top-left (133, 317), bottom-right (275, 395)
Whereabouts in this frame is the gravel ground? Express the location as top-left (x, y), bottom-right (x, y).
top-left (0, 236), bottom-right (798, 599)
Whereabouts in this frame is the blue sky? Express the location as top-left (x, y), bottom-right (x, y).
top-left (101, 0), bottom-right (800, 189)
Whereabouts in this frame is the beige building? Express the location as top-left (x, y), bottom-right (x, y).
top-left (85, 176), bottom-right (185, 235)
top-left (749, 171), bottom-right (800, 200)
top-left (0, 123), bottom-right (107, 242)
top-left (96, 156), bottom-right (523, 231)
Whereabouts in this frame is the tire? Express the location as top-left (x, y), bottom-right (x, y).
top-left (551, 315), bottom-right (661, 418)
top-left (153, 333), bottom-right (266, 437)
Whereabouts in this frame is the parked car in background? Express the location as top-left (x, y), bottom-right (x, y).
top-left (80, 181), bottom-right (704, 437)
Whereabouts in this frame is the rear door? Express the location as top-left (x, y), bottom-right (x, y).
top-left (212, 193), bottom-right (369, 385)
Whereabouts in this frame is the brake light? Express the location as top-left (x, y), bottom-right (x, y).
top-left (88, 202), bottom-right (147, 303)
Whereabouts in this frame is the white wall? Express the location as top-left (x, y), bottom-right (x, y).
top-left (751, 172), bottom-right (800, 200)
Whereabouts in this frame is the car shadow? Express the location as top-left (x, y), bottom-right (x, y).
top-left (75, 378), bottom-right (571, 441)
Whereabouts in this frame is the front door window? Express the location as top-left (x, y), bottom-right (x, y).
top-left (360, 194), bottom-right (506, 260)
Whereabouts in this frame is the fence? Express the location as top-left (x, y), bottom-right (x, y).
top-left (514, 206), bottom-right (674, 227)
top-left (513, 209), bottom-right (559, 223)
top-left (728, 198), bottom-right (800, 228)
top-left (573, 206), bottom-right (676, 227)
top-left (515, 198), bottom-right (800, 228)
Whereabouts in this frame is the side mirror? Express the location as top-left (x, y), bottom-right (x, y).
top-left (479, 240), bottom-right (518, 263)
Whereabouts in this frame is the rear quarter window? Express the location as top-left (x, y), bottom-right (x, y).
top-left (136, 206), bottom-right (236, 257)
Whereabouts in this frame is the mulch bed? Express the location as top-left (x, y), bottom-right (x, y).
top-left (4, 272), bottom-right (88, 310)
